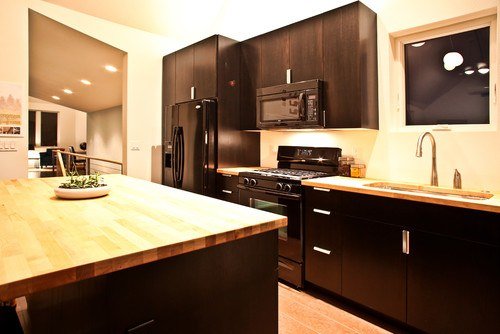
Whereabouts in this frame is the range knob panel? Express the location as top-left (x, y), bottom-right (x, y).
top-left (249, 179), bottom-right (257, 186)
top-left (283, 184), bottom-right (292, 192)
top-left (243, 178), bottom-right (250, 185)
top-left (276, 183), bottom-right (283, 191)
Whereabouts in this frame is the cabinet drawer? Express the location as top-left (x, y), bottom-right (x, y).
top-left (216, 173), bottom-right (238, 203)
top-left (304, 186), bottom-right (338, 210)
top-left (305, 205), bottom-right (341, 294)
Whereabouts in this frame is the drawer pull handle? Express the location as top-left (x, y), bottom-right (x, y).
top-left (313, 246), bottom-right (332, 255)
top-left (313, 208), bottom-right (331, 215)
top-left (402, 230), bottom-right (410, 254)
top-left (222, 190), bottom-right (232, 194)
top-left (313, 187), bottom-right (330, 192)
top-left (222, 174), bottom-right (232, 177)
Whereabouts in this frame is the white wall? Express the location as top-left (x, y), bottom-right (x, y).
top-left (23, 0), bottom-right (178, 181)
top-left (87, 105), bottom-right (122, 173)
top-left (29, 96), bottom-right (87, 149)
top-left (0, 0), bottom-right (28, 179)
top-left (261, 0), bottom-right (500, 192)
top-left (1, 0), bottom-right (192, 182)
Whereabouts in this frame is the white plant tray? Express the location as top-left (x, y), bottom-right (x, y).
top-left (54, 185), bottom-right (111, 199)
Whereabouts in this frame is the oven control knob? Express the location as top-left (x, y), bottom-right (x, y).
top-left (283, 184), bottom-right (292, 192)
top-left (250, 179), bottom-right (257, 186)
top-left (276, 183), bottom-right (283, 191)
top-left (243, 177), bottom-right (250, 185)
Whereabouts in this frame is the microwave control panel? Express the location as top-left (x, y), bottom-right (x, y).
top-left (306, 94), bottom-right (318, 121)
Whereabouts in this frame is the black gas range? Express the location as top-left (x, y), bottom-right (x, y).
top-left (238, 146), bottom-right (341, 288)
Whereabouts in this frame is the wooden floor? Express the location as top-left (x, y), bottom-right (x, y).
top-left (279, 283), bottom-right (395, 334)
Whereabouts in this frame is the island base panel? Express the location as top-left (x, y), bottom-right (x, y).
top-left (24, 231), bottom-right (279, 334)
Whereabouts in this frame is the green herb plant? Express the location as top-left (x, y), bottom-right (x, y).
top-left (59, 171), bottom-right (107, 189)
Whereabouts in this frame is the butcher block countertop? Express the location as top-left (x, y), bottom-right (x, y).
top-left (0, 174), bottom-right (286, 301)
top-left (302, 176), bottom-right (500, 214)
top-left (217, 167), bottom-right (268, 176)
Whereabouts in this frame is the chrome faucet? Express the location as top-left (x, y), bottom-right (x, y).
top-left (416, 132), bottom-right (438, 186)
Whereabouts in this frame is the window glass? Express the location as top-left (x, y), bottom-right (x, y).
top-left (404, 27), bottom-right (490, 125)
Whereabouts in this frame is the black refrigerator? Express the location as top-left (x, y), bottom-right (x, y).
top-left (162, 99), bottom-right (217, 196)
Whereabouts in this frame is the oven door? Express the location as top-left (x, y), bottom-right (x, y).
top-left (238, 186), bottom-right (302, 263)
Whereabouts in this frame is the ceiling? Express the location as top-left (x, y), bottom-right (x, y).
top-left (29, 10), bottom-right (125, 113)
top-left (41, 0), bottom-right (357, 42)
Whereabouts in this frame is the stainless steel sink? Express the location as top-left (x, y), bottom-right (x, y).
top-left (364, 182), bottom-right (493, 201)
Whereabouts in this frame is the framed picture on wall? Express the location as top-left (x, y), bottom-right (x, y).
top-left (0, 81), bottom-right (23, 137)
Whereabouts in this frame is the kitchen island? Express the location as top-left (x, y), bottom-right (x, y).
top-left (0, 174), bottom-right (286, 333)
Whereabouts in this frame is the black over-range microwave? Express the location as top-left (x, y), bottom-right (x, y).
top-left (256, 79), bottom-right (324, 129)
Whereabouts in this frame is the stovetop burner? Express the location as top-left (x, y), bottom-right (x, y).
top-left (251, 168), bottom-right (330, 180)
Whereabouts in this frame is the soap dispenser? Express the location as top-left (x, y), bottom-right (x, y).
top-left (453, 169), bottom-right (462, 189)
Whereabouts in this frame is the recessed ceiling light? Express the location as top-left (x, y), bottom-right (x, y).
top-left (411, 42), bottom-right (425, 47)
top-left (80, 79), bottom-right (91, 85)
top-left (464, 67), bottom-right (475, 75)
top-left (477, 62), bottom-right (490, 74)
top-left (105, 65), bottom-right (118, 72)
top-left (52, 96), bottom-right (60, 100)
top-left (63, 89), bottom-right (73, 94)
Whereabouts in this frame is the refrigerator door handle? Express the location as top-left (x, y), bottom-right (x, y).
top-left (171, 126), bottom-right (178, 188)
top-left (203, 129), bottom-right (208, 193)
top-left (178, 127), bottom-right (185, 186)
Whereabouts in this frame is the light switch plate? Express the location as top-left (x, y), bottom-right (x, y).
top-left (130, 141), bottom-right (140, 151)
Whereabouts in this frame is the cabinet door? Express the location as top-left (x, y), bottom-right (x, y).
top-left (341, 215), bottom-right (406, 322)
top-left (175, 46), bottom-right (194, 103)
top-left (289, 16), bottom-right (323, 82)
top-left (304, 190), bottom-right (341, 294)
top-left (216, 173), bottom-right (239, 203)
top-left (194, 37), bottom-right (217, 99)
top-left (322, 2), bottom-right (378, 129)
top-left (323, 4), bottom-right (360, 128)
top-left (163, 54), bottom-right (176, 107)
top-left (407, 231), bottom-right (500, 333)
top-left (261, 28), bottom-right (289, 87)
top-left (240, 37), bottom-right (261, 130)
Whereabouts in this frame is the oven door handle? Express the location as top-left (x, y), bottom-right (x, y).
top-left (237, 184), bottom-right (302, 200)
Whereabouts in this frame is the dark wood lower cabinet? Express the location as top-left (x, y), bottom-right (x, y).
top-left (305, 204), bottom-right (341, 294)
top-left (216, 173), bottom-right (239, 203)
top-left (24, 231), bottom-right (278, 334)
top-left (304, 186), bottom-right (500, 333)
top-left (407, 230), bottom-right (500, 334)
top-left (341, 215), bottom-right (407, 322)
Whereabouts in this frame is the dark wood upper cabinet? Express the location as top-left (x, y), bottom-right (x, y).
top-left (168, 35), bottom-right (218, 104)
top-left (323, 2), bottom-right (378, 128)
top-left (162, 35), bottom-right (260, 169)
top-left (240, 37), bottom-right (261, 130)
top-left (174, 46), bottom-right (194, 103)
top-left (239, 1), bottom-right (378, 130)
top-left (193, 37), bottom-right (217, 99)
top-left (289, 16), bottom-right (323, 83)
top-left (261, 28), bottom-right (289, 87)
top-left (162, 53), bottom-right (176, 107)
